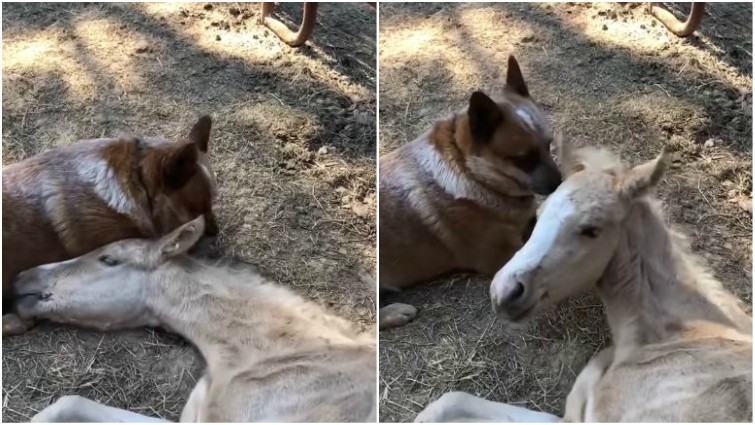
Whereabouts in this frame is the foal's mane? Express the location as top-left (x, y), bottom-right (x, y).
top-left (573, 146), bottom-right (751, 333)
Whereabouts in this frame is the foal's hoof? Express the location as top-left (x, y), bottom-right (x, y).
top-left (2, 313), bottom-right (34, 336)
top-left (379, 303), bottom-right (417, 329)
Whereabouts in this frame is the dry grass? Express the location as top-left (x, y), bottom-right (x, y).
top-left (2, 2), bottom-right (375, 421)
top-left (379, 2), bottom-right (752, 422)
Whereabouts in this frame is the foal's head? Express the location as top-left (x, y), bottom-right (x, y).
top-left (490, 137), bottom-right (669, 321)
top-left (14, 216), bottom-right (206, 329)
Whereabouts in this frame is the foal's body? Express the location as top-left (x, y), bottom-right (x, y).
top-left (16, 218), bottom-right (375, 422)
top-left (418, 146), bottom-right (751, 422)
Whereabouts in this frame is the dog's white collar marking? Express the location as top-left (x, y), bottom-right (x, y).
top-left (77, 153), bottom-right (135, 216)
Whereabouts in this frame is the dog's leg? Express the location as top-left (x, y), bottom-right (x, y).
top-left (414, 391), bottom-right (560, 422)
top-left (32, 395), bottom-right (168, 422)
top-left (2, 313), bottom-right (34, 336)
top-left (379, 303), bottom-right (417, 329)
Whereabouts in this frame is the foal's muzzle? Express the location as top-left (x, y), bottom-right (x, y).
top-left (490, 269), bottom-right (540, 322)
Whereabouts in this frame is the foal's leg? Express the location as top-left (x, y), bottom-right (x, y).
top-left (415, 392), bottom-right (560, 423)
top-left (32, 395), bottom-right (168, 422)
top-left (379, 303), bottom-right (417, 329)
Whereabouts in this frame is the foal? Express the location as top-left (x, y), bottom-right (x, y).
top-left (14, 216), bottom-right (376, 422)
top-left (417, 142), bottom-right (751, 422)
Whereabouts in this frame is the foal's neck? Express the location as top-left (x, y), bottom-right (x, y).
top-left (144, 259), bottom-right (367, 371)
top-left (596, 198), bottom-right (751, 349)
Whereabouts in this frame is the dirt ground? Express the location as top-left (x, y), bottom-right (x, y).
top-left (2, 2), bottom-right (375, 421)
top-left (379, 2), bottom-right (752, 422)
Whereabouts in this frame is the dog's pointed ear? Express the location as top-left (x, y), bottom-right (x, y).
top-left (505, 56), bottom-right (529, 97)
top-left (555, 132), bottom-right (582, 176)
top-left (468, 91), bottom-right (503, 144)
top-left (188, 115), bottom-right (212, 153)
top-left (156, 215), bottom-right (206, 259)
top-left (163, 143), bottom-right (198, 190)
top-left (620, 147), bottom-right (669, 199)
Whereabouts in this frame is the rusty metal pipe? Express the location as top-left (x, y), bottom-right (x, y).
top-left (649, 2), bottom-right (705, 37)
top-left (260, 2), bottom-right (318, 47)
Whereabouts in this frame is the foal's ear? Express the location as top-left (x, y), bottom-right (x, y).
top-left (620, 147), bottom-right (669, 199)
top-left (555, 132), bottom-right (582, 176)
top-left (188, 115), bottom-right (212, 153)
top-left (157, 216), bottom-right (206, 259)
top-left (505, 56), bottom-right (529, 97)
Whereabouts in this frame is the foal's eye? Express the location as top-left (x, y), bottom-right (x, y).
top-left (579, 226), bottom-right (600, 239)
top-left (98, 255), bottom-right (120, 267)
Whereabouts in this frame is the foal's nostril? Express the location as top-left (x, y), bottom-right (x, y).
top-left (503, 282), bottom-right (526, 304)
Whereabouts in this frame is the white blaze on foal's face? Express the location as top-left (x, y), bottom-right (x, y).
top-left (490, 145), bottom-right (669, 322)
top-left (490, 170), bottom-right (625, 321)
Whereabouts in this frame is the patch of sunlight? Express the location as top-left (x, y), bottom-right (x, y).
top-left (74, 18), bottom-right (147, 92)
top-left (136, 3), bottom-right (372, 102)
top-left (380, 26), bottom-right (441, 61)
top-left (619, 91), bottom-right (704, 128)
top-left (3, 38), bottom-right (54, 67)
top-left (3, 34), bottom-right (98, 100)
top-left (568, 6), bottom-right (750, 90)
top-left (230, 101), bottom-right (317, 131)
top-left (139, 2), bottom-right (188, 15)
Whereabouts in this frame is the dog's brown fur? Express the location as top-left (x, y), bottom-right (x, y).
top-left (2, 116), bottom-right (218, 334)
top-left (379, 57), bottom-right (561, 328)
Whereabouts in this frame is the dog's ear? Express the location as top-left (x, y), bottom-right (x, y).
top-left (619, 148), bottom-right (669, 199)
top-left (468, 91), bottom-right (503, 144)
top-left (188, 115), bottom-right (212, 153)
top-left (505, 56), bottom-right (529, 98)
top-left (163, 143), bottom-right (198, 190)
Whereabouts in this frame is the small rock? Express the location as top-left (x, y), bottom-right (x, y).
top-left (737, 197), bottom-right (752, 213)
top-left (229, 7), bottom-right (240, 16)
top-left (722, 180), bottom-right (734, 188)
top-left (351, 203), bottom-right (371, 218)
top-left (602, 24), bottom-right (608, 31)
top-left (204, 4), bottom-right (213, 10)
top-left (216, 34), bottom-right (221, 41)
top-left (317, 146), bottom-right (329, 155)
top-left (703, 138), bottom-right (715, 148)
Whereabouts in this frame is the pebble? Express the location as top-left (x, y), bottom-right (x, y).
top-left (703, 138), bottom-right (715, 148)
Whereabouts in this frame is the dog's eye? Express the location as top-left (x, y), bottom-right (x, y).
top-left (579, 226), bottom-right (600, 239)
top-left (512, 151), bottom-right (538, 173)
top-left (98, 255), bottom-right (120, 267)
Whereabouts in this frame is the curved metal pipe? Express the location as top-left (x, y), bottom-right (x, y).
top-left (260, 2), bottom-right (319, 47)
top-left (649, 2), bottom-right (705, 37)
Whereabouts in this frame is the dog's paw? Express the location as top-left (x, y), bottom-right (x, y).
top-left (379, 303), bottom-right (417, 329)
top-left (2, 313), bottom-right (34, 336)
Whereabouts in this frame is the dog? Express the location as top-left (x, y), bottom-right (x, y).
top-left (379, 56), bottom-right (561, 329)
top-left (2, 116), bottom-right (219, 335)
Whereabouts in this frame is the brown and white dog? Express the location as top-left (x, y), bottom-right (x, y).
top-left (2, 116), bottom-right (219, 335)
top-left (379, 56), bottom-right (561, 329)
